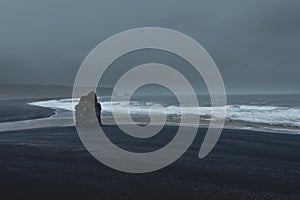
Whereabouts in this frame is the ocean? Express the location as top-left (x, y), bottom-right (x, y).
top-left (27, 94), bottom-right (300, 135)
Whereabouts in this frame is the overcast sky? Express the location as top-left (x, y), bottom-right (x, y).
top-left (0, 0), bottom-right (299, 93)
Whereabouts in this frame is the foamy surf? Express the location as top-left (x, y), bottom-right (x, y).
top-left (25, 98), bottom-right (300, 134)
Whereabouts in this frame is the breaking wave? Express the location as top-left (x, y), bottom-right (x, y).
top-left (28, 98), bottom-right (300, 134)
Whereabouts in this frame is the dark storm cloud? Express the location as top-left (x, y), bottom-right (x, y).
top-left (0, 0), bottom-right (299, 93)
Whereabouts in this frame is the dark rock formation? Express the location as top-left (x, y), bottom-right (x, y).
top-left (75, 91), bottom-right (102, 127)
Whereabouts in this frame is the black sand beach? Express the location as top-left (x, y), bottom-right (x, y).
top-left (1, 0), bottom-right (300, 199)
top-left (0, 98), bottom-right (299, 200)
top-left (0, 125), bottom-right (299, 200)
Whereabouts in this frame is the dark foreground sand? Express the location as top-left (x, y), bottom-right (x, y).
top-left (0, 125), bottom-right (299, 200)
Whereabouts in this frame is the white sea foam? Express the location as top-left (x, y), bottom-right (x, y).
top-left (28, 98), bottom-right (300, 133)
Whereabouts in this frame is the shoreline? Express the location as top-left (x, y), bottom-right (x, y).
top-left (0, 98), bottom-right (56, 123)
top-left (0, 97), bottom-right (299, 135)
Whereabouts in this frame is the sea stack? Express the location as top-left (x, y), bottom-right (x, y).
top-left (75, 91), bottom-right (102, 127)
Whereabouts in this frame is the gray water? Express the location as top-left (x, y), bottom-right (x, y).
top-left (28, 94), bottom-right (300, 134)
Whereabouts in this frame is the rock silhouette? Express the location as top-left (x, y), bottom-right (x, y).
top-left (75, 91), bottom-right (102, 127)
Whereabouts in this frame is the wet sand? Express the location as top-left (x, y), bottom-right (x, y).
top-left (0, 99), bottom-right (55, 123)
top-left (0, 125), bottom-right (299, 200)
